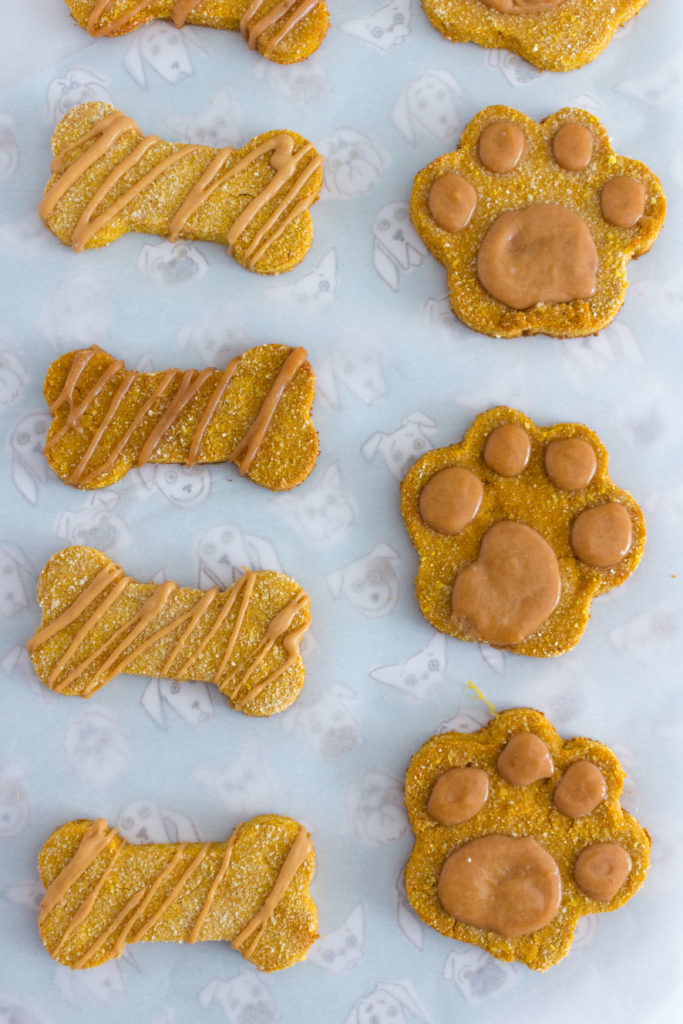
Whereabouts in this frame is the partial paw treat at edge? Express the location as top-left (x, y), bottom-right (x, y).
top-left (419, 0), bottom-right (652, 73)
top-left (404, 708), bottom-right (650, 971)
top-left (410, 106), bottom-right (665, 338)
top-left (400, 407), bottom-right (645, 657)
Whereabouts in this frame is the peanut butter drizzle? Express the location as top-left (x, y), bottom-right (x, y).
top-left (232, 826), bottom-right (312, 956)
top-left (39, 818), bottom-right (115, 925)
top-left (240, 0), bottom-right (320, 58)
top-left (86, 0), bottom-right (204, 36)
top-left (229, 347), bottom-right (307, 474)
top-left (45, 345), bottom-right (306, 484)
top-left (40, 111), bottom-right (321, 269)
top-left (43, 820), bottom-right (310, 967)
top-left (189, 831), bottom-right (238, 943)
top-left (29, 561), bottom-right (307, 707)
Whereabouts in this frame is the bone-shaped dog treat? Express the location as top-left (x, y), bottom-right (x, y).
top-left (43, 344), bottom-right (318, 491)
top-left (39, 102), bottom-right (323, 275)
top-left (38, 815), bottom-right (318, 970)
top-left (28, 546), bottom-right (310, 716)
top-left (65, 0), bottom-right (329, 64)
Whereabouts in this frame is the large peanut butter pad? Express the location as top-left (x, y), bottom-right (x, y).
top-left (404, 708), bottom-right (650, 971)
top-left (400, 407), bottom-right (645, 657)
top-left (38, 815), bottom-right (318, 970)
top-left (420, 0), bottom-right (651, 72)
top-left (65, 0), bottom-right (329, 65)
top-left (43, 344), bottom-right (318, 492)
top-left (411, 106), bottom-right (665, 338)
top-left (39, 102), bottom-right (323, 275)
top-left (27, 546), bottom-right (310, 716)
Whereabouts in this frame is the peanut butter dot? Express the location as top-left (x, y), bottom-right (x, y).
top-left (554, 760), bottom-right (606, 819)
top-left (601, 176), bottom-right (646, 228)
top-left (477, 204), bottom-right (598, 310)
top-left (571, 502), bottom-right (633, 567)
top-left (427, 767), bottom-right (489, 825)
top-left (419, 467), bottom-right (484, 535)
top-left (438, 835), bottom-right (562, 938)
top-left (483, 423), bottom-right (531, 476)
top-left (427, 173), bottom-right (477, 233)
top-left (452, 521), bottom-right (561, 645)
top-left (479, 0), bottom-right (567, 11)
top-left (478, 121), bottom-right (526, 174)
top-left (497, 733), bottom-right (554, 785)
top-left (552, 123), bottom-right (594, 171)
top-left (544, 437), bottom-right (597, 491)
top-left (574, 843), bottom-right (632, 902)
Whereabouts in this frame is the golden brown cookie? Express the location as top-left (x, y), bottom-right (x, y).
top-left (404, 708), bottom-right (650, 970)
top-left (65, 0), bottom-right (329, 64)
top-left (39, 815), bottom-right (318, 970)
top-left (43, 344), bottom-right (318, 491)
top-left (420, 0), bottom-right (651, 72)
top-left (411, 106), bottom-right (665, 338)
top-left (400, 407), bottom-right (645, 657)
top-left (28, 546), bottom-right (310, 716)
top-left (40, 102), bottom-right (323, 275)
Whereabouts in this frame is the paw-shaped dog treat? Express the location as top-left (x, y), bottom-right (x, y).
top-left (27, 546), bottom-right (310, 715)
top-left (38, 815), bottom-right (317, 970)
top-left (43, 344), bottom-right (318, 492)
top-left (65, 0), bottom-right (329, 64)
top-left (410, 106), bottom-right (665, 338)
top-left (420, 0), bottom-right (651, 72)
top-left (404, 708), bottom-right (649, 970)
top-left (400, 407), bottom-right (645, 657)
top-left (39, 102), bottom-right (323, 275)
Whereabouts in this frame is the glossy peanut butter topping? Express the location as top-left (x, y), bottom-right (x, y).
top-left (438, 835), bottom-right (561, 938)
top-left (241, 0), bottom-right (321, 58)
top-left (483, 423), bottom-right (530, 476)
top-left (601, 176), bottom-right (646, 228)
top-left (419, 467), bottom-right (483, 535)
top-left (574, 843), bottom-right (632, 902)
top-left (479, 0), bottom-right (567, 10)
top-left (552, 123), bottom-right (594, 171)
top-left (427, 767), bottom-right (489, 825)
top-left (427, 173), bottom-right (477, 233)
top-left (544, 437), bottom-right (597, 491)
top-left (28, 559), bottom-right (309, 709)
top-left (477, 204), bottom-right (598, 310)
top-left (571, 502), bottom-right (632, 567)
top-left (497, 733), bottom-right (553, 786)
top-left (86, 0), bottom-right (203, 34)
top-left (478, 122), bottom-right (525, 174)
top-left (39, 818), bottom-right (311, 966)
top-left (554, 760), bottom-right (606, 819)
top-left (452, 521), bottom-right (561, 645)
top-left (39, 110), bottom-right (322, 270)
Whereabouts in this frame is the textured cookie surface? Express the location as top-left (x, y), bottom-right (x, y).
top-left (40, 102), bottom-right (323, 275)
top-left (404, 708), bottom-right (650, 970)
top-left (28, 546), bottom-right (310, 716)
top-left (43, 344), bottom-right (318, 491)
top-left (65, 0), bottom-right (329, 64)
top-left (420, 0), bottom-right (651, 72)
top-left (410, 106), bottom-right (665, 338)
top-left (401, 407), bottom-right (645, 657)
top-left (39, 815), bottom-right (318, 970)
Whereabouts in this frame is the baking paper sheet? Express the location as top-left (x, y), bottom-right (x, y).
top-left (1, 1), bottom-right (682, 1021)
